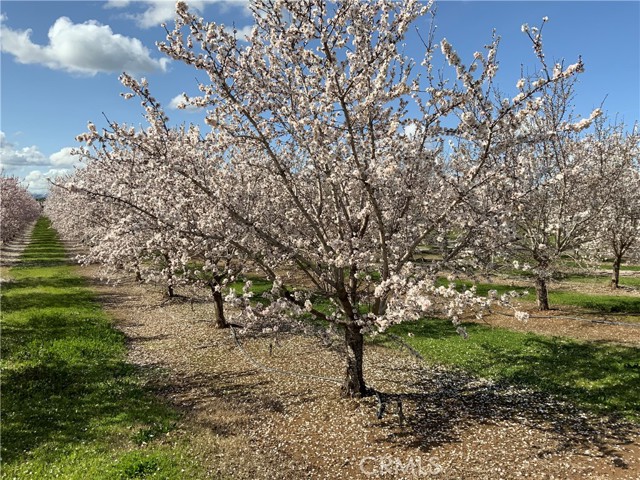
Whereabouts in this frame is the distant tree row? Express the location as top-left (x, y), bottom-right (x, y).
top-left (45, 0), bottom-right (640, 397)
top-left (0, 175), bottom-right (41, 244)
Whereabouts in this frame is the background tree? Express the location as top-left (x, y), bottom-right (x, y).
top-left (477, 28), bottom-right (620, 310)
top-left (1, 175), bottom-right (41, 244)
top-left (584, 120), bottom-right (640, 288)
top-left (47, 79), bottom-right (249, 328)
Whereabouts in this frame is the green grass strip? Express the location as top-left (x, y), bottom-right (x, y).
top-left (1, 217), bottom-right (204, 479)
top-left (563, 274), bottom-right (640, 288)
top-left (382, 319), bottom-right (640, 421)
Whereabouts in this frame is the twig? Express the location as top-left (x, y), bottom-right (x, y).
top-left (229, 325), bottom-right (343, 385)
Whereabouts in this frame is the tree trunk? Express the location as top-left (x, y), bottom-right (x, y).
top-left (210, 284), bottom-right (229, 328)
top-left (535, 275), bottom-right (550, 311)
top-left (134, 267), bottom-right (142, 283)
top-left (342, 323), bottom-right (369, 397)
top-left (611, 256), bottom-right (622, 289)
top-left (167, 284), bottom-right (175, 298)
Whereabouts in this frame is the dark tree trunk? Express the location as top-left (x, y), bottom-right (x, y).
top-left (210, 284), bottom-right (229, 328)
top-left (611, 256), bottom-right (622, 289)
top-left (342, 323), bottom-right (369, 397)
top-left (163, 254), bottom-right (174, 298)
top-left (535, 275), bottom-right (550, 311)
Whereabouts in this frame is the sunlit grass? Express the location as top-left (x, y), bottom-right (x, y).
top-left (563, 274), bottom-right (640, 288)
top-left (563, 260), bottom-right (640, 272)
top-left (1, 217), bottom-right (205, 479)
top-left (379, 319), bottom-right (640, 421)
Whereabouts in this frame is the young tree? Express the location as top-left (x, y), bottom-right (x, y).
top-left (585, 121), bottom-right (640, 288)
top-left (605, 165), bottom-right (640, 289)
top-left (471, 17), bottom-right (622, 311)
top-left (155, 0), bottom-right (586, 395)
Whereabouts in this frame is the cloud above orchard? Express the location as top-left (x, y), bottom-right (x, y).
top-left (0, 132), bottom-right (81, 194)
top-left (0, 132), bottom-right (48, 167)
top-left (49, 147), bottom-right (81, 167)
top-left (23, 169), bottom-right (74, 196)
top-left (168, 94), bottom-right (204, 112)
top-left (0, 14), bottom-right (169, 75)
top-left (105, 0), bottom-right (250, 29)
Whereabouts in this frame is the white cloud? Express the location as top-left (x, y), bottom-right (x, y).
top-left (104, 0), bottom-right (132, 8)
top-left (168, 93), bottom-right (203, 112)
top-left (403, 123), bottom-right (418, 139)
top-left (0, 132), bottom-right (82, 194)
top-left (50, 147), bottom-right (82, 167)
top-left (106, 0), bottom-right (250, 29)
top-left (0, 15), bottom-right (169, 75)
top-left (126, 0), bottom-right (179, 28)
top-left (24, 169), bottom-right (72, 196)
top-left (0, 132), bottom-right (48, 167)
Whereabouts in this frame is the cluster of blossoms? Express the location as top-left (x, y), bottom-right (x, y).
top-left (46, 1), bottom-right (639, 397)
top-left (1, 176), bottom-right (41, 243)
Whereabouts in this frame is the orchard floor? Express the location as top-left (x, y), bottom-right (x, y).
top-left (464, 307), bottom-right (640, 347)
top-left (74, 263), bottom-right (640, 480)
top-left (0, 222), bottom-right (34, 268)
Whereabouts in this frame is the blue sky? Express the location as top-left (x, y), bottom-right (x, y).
top-left (1, 0), bottom-right (638, 195)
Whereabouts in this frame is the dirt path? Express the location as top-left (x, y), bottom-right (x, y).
top-left (69, 263), bottom-right (640, 480)
top-left (470, 308), bottom-right (640, 347)
top-left (0, 222), bottom-right (35, 270)
top-left (457, 273), bottom-right (640, 346)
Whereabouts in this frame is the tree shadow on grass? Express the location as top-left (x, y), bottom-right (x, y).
top-left (473, 335), bottom-right (640, 419)
top-left (1, 312), bottom-right (179, 465)
top-left (579, 296), bottom-right (640, 314)
top-left (1, 244), bottom-right (183, 467)
top-left (384, 320), bottom-right (640, 420)
top-left (0, 276), bottom-right (87, 292)
top-left (1, 290), bottom-right (100, 314)
top-left (13, 258), bottom-right (69, 268)
top-left (371, 334), bottom-right (639, 467)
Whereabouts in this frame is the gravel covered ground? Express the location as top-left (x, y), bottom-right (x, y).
top-left (74, 263), bottom-right (640, 480)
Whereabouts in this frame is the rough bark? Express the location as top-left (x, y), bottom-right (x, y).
top-left (210, 284), bottom-right (229, 328)
top-left (342, 323), bottom-right (369, 397)
top-left (535, 275), bottom-right (550, 311)
top-left (611, 255), bottom-right (622, 290)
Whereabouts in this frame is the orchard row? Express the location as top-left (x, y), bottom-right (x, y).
top-left (0, 177), bottom-right (41, 244)
top-left (41, 0), bottom-right (638, 396)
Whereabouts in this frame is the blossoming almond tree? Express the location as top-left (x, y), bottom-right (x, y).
top-left (47, 173), bottom-right (185, 297)
top-left (603, 165), bottom-right (640, 289)
top-left (1, 175), bottom-right (41, 244)
top-left (154, 0), bottom-right (589, 396)
top-left (585, 120), bottom-right (640, 289)
top-left (48, 77), bottom-right (254, 328)
top-left (486, 61), bottom-right (626, 310)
